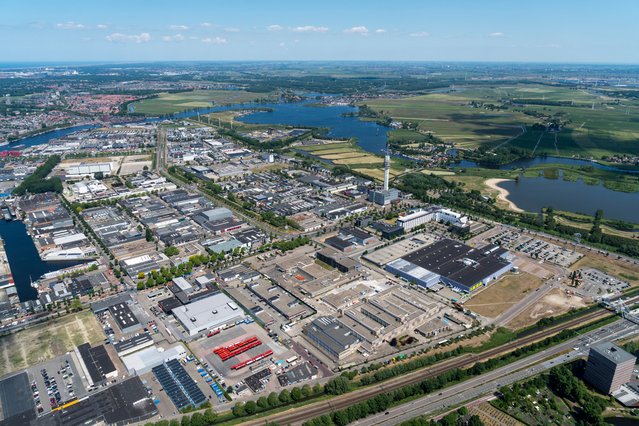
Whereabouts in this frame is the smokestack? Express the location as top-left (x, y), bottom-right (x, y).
top-left (383, 143), bottom-right (390, 191)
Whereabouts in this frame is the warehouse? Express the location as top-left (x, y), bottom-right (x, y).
top-left (172, 293), bottom-right (245, 337)
top-left (316, 248), bottom-right (360, 273)
top-left (386, 238), bottom-right (512, 293)
top-left (303, 316), bottom-right (361, 361)
top-left (109, 302), bottom-right (142, 334)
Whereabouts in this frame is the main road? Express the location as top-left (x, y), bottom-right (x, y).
top-left (241, 306), bottom-right (620, 426)
top-left (356, 318), bottom-right (639, 426)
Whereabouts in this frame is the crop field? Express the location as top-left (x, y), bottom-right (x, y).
top-left (365, 84), bottom-right (639, 158)
top-left (0, 311), bottom-right (103, 377)
top-left (470, 402), bottom-right (523, 426)
top-left (132, 90), bottom-right (271, 115)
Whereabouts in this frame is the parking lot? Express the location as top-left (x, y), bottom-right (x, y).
top-left (26, 353), bottom-right (87, 416)
top-left (572, 268), bottom-right (629, 299)
top-left (190, 323), bottom-right (292, 387)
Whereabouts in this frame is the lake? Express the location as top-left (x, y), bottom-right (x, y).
top-left (0, 221), bottom-right (82, 301)
top-left (498, 176), bottom-right (639, 223)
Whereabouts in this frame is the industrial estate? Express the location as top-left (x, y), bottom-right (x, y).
top-left (0, 6), bottom-right (639, 426)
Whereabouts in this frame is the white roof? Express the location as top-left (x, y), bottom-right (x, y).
top-left (172, 293), bottom-right (245, 335)
top-left (173, 277), bottom-right (192, 292)
top-left (53, 233), bottom-right (87, 245)
top-left (121, 344), bottom-right (186, 375)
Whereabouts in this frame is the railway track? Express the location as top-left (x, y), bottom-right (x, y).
top-left (243, 308), bottom-right (612, 425)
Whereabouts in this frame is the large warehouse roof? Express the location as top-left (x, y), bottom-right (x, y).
top-left (172, 293), bottom-right (245, 336)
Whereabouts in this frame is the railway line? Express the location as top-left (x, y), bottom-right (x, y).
top-left (243, 306), bottom-right (619, 425)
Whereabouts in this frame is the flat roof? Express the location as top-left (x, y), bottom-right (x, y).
top-left (304, 316), bottom-right (359, 356)
top-left (77, 343), bottom-right (117, 384)
top-left (172, 293), bottom-right (244, 334)
top-left (399, 238), bottom-right (510, 287)
top-left (113, 332), bottom-right (153, 354)
top-left (591, 342), bottom-right (636, 364)
top-left (109, 302), bottom-right (140, 331)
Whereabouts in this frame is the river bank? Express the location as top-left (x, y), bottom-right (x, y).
top-left (485, 178), bottom-right (524, 213)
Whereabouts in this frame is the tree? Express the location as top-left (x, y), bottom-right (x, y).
top-left (245, 401), bottom-right (258, 415)
top-left (189, 412), bottom-right (205, 426)
top-left (279, 389), bottom-right (292, 404)
top-left (180, 415), bottom-right (191, 426)
top-left (164, 246), bottom-right (180, 257)
top-left (291, 387), bottom-right (303, 401)
top-left (267, 391), bottom-right (279, 407)
top-left (325, 376), bottom-right (350, 395)
top-left (301, 384), bottom-right (312, 398)
top-left (467, 415), bottom-right (484, 426)
top-left (145, 227), bottom-right (154, 242)
top-left (232, 402), bottom-right (246, 417)
top-left (94, 171), bottom-right (104, 180)
top-left (257, 396), bottom-right (269, 408)
top-left (202, 409), bottom-right (216, 424)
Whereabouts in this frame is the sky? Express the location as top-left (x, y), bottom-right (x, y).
top-left (1, 0), bottom-right (638, 64)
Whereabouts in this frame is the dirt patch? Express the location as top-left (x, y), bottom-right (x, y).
top-left (465, 272), bottom-right (544, 318)
top-left (506, 288), bottom-right (587, 330)
top-left (0, 311), bottom-right (103, 377)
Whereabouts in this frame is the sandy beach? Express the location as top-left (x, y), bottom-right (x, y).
top-left (485, 178), bottom-right (524, 212)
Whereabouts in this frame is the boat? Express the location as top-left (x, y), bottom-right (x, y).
top-left (3, 208), bottom-right (11, 221)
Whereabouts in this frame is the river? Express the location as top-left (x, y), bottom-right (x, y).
top-left (0, 221), bottom-right (82, 301)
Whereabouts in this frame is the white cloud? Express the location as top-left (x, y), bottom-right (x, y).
top-left (96, 24), bottom-right (109, 30)
top-left (200, 22), bottom-right (213, 28)
top-left (279, 42), bottom-right (286, 47)
top-left (344, 26), bottom-right (369, 35)
top-left (162, 33), bottom-right (186, 42)
top-left (489, 32), bottom-right (505, 37)
top-left (201, 36), bottom-right (227, 44)
top-left (291, 25), bottom-right (328, 33)
top-left (267, 24), bottom-right (283, 32)
top-left (375, 29), bottom-right (387, 34)
top-left (410, 31), bottom-right (429, 37)
top-left (224, 27), bottom-right (240, 32)
top-left (169, 24), bottom-right (189, 31)
top-left (56, 21), bottom-right (85, 30)
top-left (105, 32), bottom-right (151, 43)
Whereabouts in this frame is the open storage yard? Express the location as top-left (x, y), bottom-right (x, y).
top-left (465, 272), bottom-right (544, 318)
top-left (0, 311), bottom-right (103, 377)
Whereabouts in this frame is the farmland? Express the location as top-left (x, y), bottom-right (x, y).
top-left (364, 84), bottom-right (639, 158)
top-left (131, 89), bottom-right (272, 115)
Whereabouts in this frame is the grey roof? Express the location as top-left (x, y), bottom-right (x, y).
top-left (591, 342), bottom-right (636, 364)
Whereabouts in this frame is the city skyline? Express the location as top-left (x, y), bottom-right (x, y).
top-left (2, 0), bottom-right (638, 63)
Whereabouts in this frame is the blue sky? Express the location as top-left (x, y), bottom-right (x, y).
top-left (1, 0), bottom-right (638, 63)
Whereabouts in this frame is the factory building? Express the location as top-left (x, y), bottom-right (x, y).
top-left (316, 248), bottom-right (360, 273)
top-left (585, 343), bottom-right (636, 394)
top-left (303, 316), bottom-right (361, 360)
top-left (172, 293), bottom-right (245, 337)
top-left (385, 238), bottom-right (511, 293)
top-left (397, 207), bottom-right (468, 231)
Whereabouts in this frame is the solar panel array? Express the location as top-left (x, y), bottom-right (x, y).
top-left (152, 359), bottom-right (206, 410)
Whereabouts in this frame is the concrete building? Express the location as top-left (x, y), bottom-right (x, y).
top-left (585, 342), bottom-right (636, 394)
top-left (316, 248), bottom-right (360, 273)
top-left (172, 293), bottom-right (245, 337)
top-left (386, 238), bottom-right (511, 293)
top-left (121, 344), bottom-right (187, 375)
top-left (367, 188), bottom-right (399, 206)
top-left (303, 316), bottom-right (361, 361)
top-left (66, 162), bottom-right (112, 179)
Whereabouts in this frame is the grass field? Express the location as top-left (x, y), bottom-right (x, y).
top-left (132, 90), bottom-right (271, 115)
top-left (364, 84), bottom-right (639, 158)
top-left (0, 311), bottom-right (103, 377)
top-left (465, 272), bottom-right (543, 318)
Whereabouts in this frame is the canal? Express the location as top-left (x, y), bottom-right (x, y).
top-left (0, 220), bottom-right (81, 301)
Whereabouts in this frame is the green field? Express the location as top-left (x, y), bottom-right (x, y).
top-left (364, 84), bottom-right (639, 158)
top-left (132, 90), bottom-right (272, 115)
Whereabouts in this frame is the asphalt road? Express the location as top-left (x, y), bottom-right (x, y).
top-left (357, 318), bottom-right (639, 426)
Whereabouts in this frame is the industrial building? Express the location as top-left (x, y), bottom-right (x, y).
top-left (303, 316), bottom-right (361, 361)
top-left (109, 302), bottom-right (142, 334)
top-left (397, 207), bottom-right (468, 231)
top-left (172, 293), bottom-right (245, 336)
top-left (316, 248), bottom-right (360, 273)
top-left (385, 238), bottom-right (512, 293)
top-left (76, 343), bottom-right (118, 386)
top-left (584, 342), bottom-right (636, 394)
top-left (121, 344), bottom-right (187, 375)
top-left (342, 286), bottom-right (441, 349)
